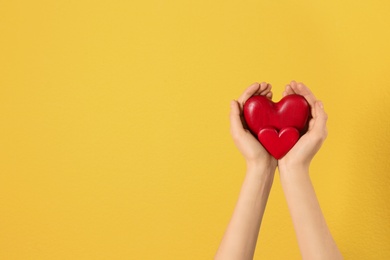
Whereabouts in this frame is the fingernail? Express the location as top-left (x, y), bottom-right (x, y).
top-left (318, 101), bottom-right (324, 109)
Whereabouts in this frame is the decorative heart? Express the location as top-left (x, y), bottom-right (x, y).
top-left (243, 94), bottom-right (310, 159)
top-left (258, 128), bottom-right (300, 159)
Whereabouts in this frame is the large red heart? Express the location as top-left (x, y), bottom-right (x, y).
top-left (243, 94), bottom-right (310, 159)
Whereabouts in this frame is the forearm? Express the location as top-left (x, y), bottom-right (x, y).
top-left (215, 164), bottom-right (275, 260)
top-left (279, 167), bottom-right (342, 260)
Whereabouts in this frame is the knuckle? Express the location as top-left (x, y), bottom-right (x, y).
top-left (231, 131), bottom-right (241, 142)
top-left (323, 112), bottom-right (328, 121)
top-left (313, 130), bottom-right (327, 143)
top-left (323, 128), bottom-right (328, 139)
top-left (319, 130), bottom-right (328, 142)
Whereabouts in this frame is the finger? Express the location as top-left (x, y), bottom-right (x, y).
top-left (290, 80), bottom-right (298, 91)
top-left (230, 100), bottom-right (245, 137)
top-left (266, 91), bottom-right (273, 100)
top-left (260, 83), bottom-right (273, 96)
top-left (283, 84), bottom-right (295, 97)
top-left (289, 81), bottom-right (317, 118)
top-left (311, 101), bottom-right (328, 138)
top-left (258, 82), bottom-right (270, 95)
top-left (307, 117), bottom-right (315, 131)
top-left (237, 82), bottom-right (260, 108)
top-left (290, 82), bottom-right (317, 107)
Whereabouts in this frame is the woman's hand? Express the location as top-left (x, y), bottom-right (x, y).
top-left (278, 81), bottom-right (328, 172)
top-left (277, 81), bottom-right (342, 260)
top-left (230, 82), bottom-right (277, 170)
top-left (216, 82), bottom-right (278, 260)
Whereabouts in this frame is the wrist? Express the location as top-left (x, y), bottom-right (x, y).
top-left (278, 158), bottom-right (309, 174)
top-left (278, 163), bottom-right (310, 181)
top-left (246, 159), bottom-right (277, 178)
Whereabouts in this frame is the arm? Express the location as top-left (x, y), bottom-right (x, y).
top-left (278, 81), bottom-right (343, 260)
top-left (215, 82), bottom-right (277, 260)
top-left (215, 164), bottom-right (275, 260)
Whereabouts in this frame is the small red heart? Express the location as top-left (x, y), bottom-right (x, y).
top-left (243, 94), bottom-right (310, 159)
top-left (258, 128), bottom-right (300, 159)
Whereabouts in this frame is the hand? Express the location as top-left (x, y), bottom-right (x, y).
top-left (217, 82), bottom-right (277, 260)
top-left (277, 82), bottom-right (342, 259)
top-left (278, 81), bottom-right (328, 171)
top-left (230, 82), bottom-right (277, 170)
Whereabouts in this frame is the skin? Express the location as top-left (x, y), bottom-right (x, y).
top-left (215, 81), bottom-right (343, 260)
top-left (215, 82), bottom-right (276, 260)
top-left (279, 81), bottom-right (343, 260)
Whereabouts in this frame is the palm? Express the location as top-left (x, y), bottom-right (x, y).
top-left (278, 81), bottom-right (328, 168)
top-left (230, 82), bottom-right (276, 165)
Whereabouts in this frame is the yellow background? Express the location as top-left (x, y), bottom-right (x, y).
top-left (1, 0), bottom-right (389, 259)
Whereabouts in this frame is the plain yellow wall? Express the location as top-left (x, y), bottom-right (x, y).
top-left (1, 0), bottom-right (389, 259)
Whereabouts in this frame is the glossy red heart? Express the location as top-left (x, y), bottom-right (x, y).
top-left (258, 128), bottom-right (300, 159)
top-left (243, 94), bottom-right (310, 159)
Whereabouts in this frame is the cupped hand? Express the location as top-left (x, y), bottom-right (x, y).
top-left (278, 81), bottom-right (328, 171)
top-left (230, 82), bottom-right (277, 169)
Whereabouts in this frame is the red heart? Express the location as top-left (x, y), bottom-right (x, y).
top-left (258, 128), bottom-right (300, 159)
top-left (243, 94), bottom-right (310, 159)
